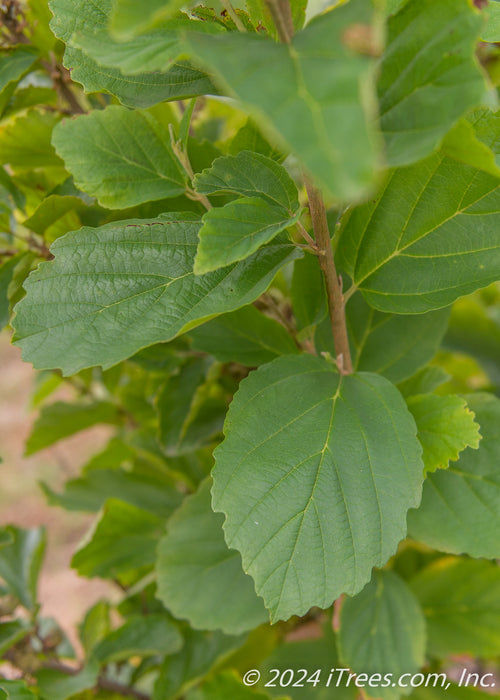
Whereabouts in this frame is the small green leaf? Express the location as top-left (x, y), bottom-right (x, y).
top-left (378, 0), bottom-right (486, 167)
top-left (26, 401), bottom-right (121, 456)
top-left (0, 109), bottom-right (64, 171)
top-left (157, 479), bottom-right (268, 634)
top-left (291, 253), bottom-right (327, 333)
top-left (12, 215), bottom-right (300, 374)
top-left (337, 110), bottom-right (500, 313)
top-left (79, 600), bottom-right (111, 655)
top-left (52, 106), bottom-right (186, 209)
top-left (397, 367), bottom-right (450, 399)
top-left (71, 499), bottom-right (164, 580)
top-left (410, 557), bottom-right (500, 659)
top-left (0, 526), bottom-right (45, 610)
top-left (0, 48), bottom-right (37, 99)
top-left (186, 0), bottom-right (381, 201)
top-left (93, 615), bottom-right (183, 663)
top-left (408, 392), bottom-right (500, 559)
top-left (190, 305), bottom-right (298, 366)
top-left (339, 571), bottom-right (426, 700)
top-left (194, 151), bottom-right (299, 212)
top-left (213, 354), bottom-right (423, 621)
top-left (195, 198), bottom-right (301, 274)
top-left (0, 254), bottom-right (27, 331)
top-left (406, 394), bottom-right (481, 474)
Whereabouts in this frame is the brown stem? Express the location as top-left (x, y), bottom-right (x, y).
top-left (264, 0), bottom-right (294, 43)
top-left (305, 179), bottom-right (353, 374)
top-left (40, 57), bottom-right (85, 115)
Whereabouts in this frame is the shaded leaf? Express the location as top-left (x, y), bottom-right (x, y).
top-left (408, 392), bottom-right (500, 559)
top-left (0, 620), bottom-right (32, 656)
top-left (93, 615), bottom-right (183, 663)
top-left (186, 671), bottom-right (273, 700)
top-left (26, 401), bottom-right (121, 456)
top-left (36, 663), bottom-right (99, 700)
top-left (190, 305), bottom-right (298, 366)
top-left (0, 109), bottom-right (64, 171)
top-left (213, 354), bottom-right (423, 621)
top-left (12, 215), bottom-right (300, 375)
top-left (291, 253), bottom-right (327, 333)
top-left (71, 499), bottom-right (164, 580)
top-left (0, 681), bottom-right (39, 700)
top-left (157, 479), bottom-right (268, 634)
top-left (410, 557), bottom-right (500, 658)
top-left (339, 570), bottom-right (426, 700)
top-left (110, 0), bottom-right (175, 39)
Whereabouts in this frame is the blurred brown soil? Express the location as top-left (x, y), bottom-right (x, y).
top-left (0, 332), bottom-right (115, 652)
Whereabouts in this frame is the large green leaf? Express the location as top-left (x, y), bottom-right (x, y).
top-left (410, 557), bottom-right (500, 658)
top-left (110, 0), bottom-right (174, 39)
top-left (157, 479), bottom-right (268, 634)
top-left (378, 0), bottom-right (486, 167)
top-left (406, 394), bottom-right (480, 474)
top-left (408, 393), bottom-right (500, 559)
top-left (93, 615), bottom-right (183, 662)
top-left (12, 215), bottom-right (300, 375)
top-left (189, 305), bottom-right (298, 366)
top-left (337, 110), bottom-right (500, 313)
top-left (195, 198), bottom-right (301, 274)
top-left (71, 499), bottom-right (164, 580)
top-left (185, 0), bottom-right (381, 202)
top-left (52, 106), bottom-right (186, 209)
top-left (0, 526), bottom-right (45, 610)
top-left (338, 570), bottom-right (426, 700)
top-left (212, 354), bottom-right (423, 621)
top-left (25, 401), bottom-right (121, 455)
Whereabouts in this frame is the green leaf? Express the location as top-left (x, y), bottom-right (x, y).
top-left (186, 671), bottom-right (273, 700)
top-left (0, 681), bottom-right (38, 700)
top-left (42, 467), bottom-right (182, 518)
top-left (408, 392), bottom-right (500, 559)
top-left (337, 110), bottom-right (500, 313)
top-left (185, 0), bottom-right (381, 202)
top-left (71, 499), bottom-right (164, 580)
top-left (444, 296), bottom-right (500, 387)
top-left (22, 195), bottom-right (86, 239)
top-left (36, 663), bottom-right (99, 700)
top-left (93, 615), bottom-right (183, 663)
top-left (212, 354), bottom-right (423, 621)
top-left (410, 557), bottom-right (500, 659)
top-left (195, 198), bottom-right (301, 274)
top-left (406, 394), bottom-right (481, 474)
top-left (154, 628), bottom-right (246, 700)
top-left (64, 47), bottom-right (216, 108)
top-left (0, 254), bottom-right (26, 331)
top-left (336, 294), bottom-right (449, 384)
top-left (378, 0), bottom-right (485, 167)
top-left (50, 0), bottom-right (223, 74)
top-left (0, 526), bottom-right (45, 610)
top-left (157, 479), bottom-right (268, 634)
top-left (397, 367), bottom-right (450, 399)
top-left (339, 570), bottom-right (426, 700)
top-left (0, 620), bottom-right (32, 656)
top-left (0, 109), bottom-right (64, 171)
top-left (230, 120), bottom-right (282, 161)
top-left (193, 151), bottom-right (299, 212)
top-left (291, 253), bottom-right (327, 333)
top-left (0, 48), bottom-right (37, 98)
top-left (52, 106), bottom-right (186, 209)
top-left (259, 624), bottom-right (356, 700)
top-left (110, 0), bottom-right (174, 39)
top-left (481, 1), bottom-right (500, 42)
top-left (79, 600), bottom-right (111, 655)
top-left (25, 401), bottom-right (121, 456)
top-left (190, 305), bottom-right (298, 366)
top-left (13, 215), bottom-right (300, 375)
